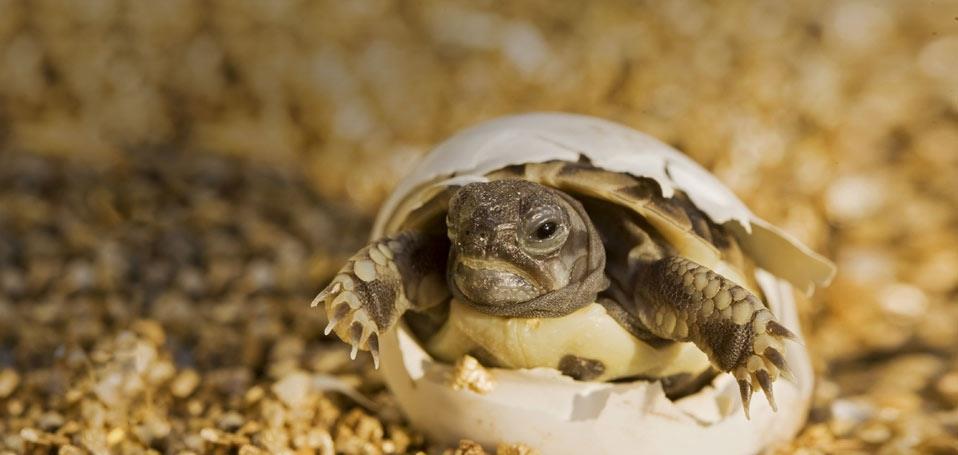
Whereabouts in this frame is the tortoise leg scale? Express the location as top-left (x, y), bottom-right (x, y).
top-left (633, 256), bottom-right (796, 418)
top-left (311, 231), bottom-right (449, 368)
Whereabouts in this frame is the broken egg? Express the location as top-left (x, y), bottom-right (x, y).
top-left (369, 113), bottom-right (834, 454)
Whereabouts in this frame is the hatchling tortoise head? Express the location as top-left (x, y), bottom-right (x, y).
top-left (311, 113), bottom-right (835, 454)
top-left (445, 179), bottom-right (607, 316)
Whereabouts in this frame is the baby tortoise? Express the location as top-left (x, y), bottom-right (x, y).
top-left (313, 161), bottom-right (796, 417)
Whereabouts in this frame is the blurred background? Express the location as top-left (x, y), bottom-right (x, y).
top-left (0, 0), bottom-right (957, 453)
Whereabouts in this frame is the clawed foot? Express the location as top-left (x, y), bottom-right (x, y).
top-left (732, 309), bottom-right (797, 419)
top-left (638, 256), bottom-right (801, 419)
top-left (311, 240), bottom-right (407, 369)
top-left (313, 274), bottom-right (382, 368)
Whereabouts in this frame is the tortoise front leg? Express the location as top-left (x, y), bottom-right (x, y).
top-left (311, 231), bottom-right (449, 367)
top-left (632, 256), bottom-right (796, 418)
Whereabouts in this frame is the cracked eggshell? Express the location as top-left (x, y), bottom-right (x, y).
top-left (372, 113), bottom-right (833, 454)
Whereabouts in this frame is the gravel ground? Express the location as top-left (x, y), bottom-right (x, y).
top-left (1, 0), bottom-right (957, 453)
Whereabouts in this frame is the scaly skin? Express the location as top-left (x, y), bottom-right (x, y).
top-left (311, 231), bottom-right (448, 367)
top-left (634, 256), bottom-right (796, 418)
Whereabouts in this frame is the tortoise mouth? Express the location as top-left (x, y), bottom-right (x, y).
top-left (452, 257), bottom-right (543, 307)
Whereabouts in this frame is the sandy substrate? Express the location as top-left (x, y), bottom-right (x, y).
top-left (1, 1), bottom-right (957, 453)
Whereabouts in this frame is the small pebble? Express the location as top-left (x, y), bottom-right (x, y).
top-left (37, 412), bottom-right (64, 431)
top-left (272, 371), bottom-right (312, 407)
top-left (0, 369), bottom-right (19, 398)
top-left (936, 372), bottom-right (958, 406)
top-left (449, 355), bottom-right (496, 395)
top-left (451, 440), bottom-right (487, 455)
top-left (171, 369), bottom-right (201, 398)
top-left (856, 421), bottom-right (892, 444)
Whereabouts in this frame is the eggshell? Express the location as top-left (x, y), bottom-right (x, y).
top-left (372, 113), bottom-right (830, 454)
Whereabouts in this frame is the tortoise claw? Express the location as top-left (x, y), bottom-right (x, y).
top-left (735, 367), bottom-right (753, 420)
top-left (310, 290), bottom-right (327, 308)
top-left (725, 308), bottom-right (799, 417)
top-left (324, 302), bottom-right (351, 335)
top-left (763, 347), bottom-right (795, 383)
top-left (756, 369), bottom-right (777, 412)
top-left (766, 320), bottom-right (797, 340)
top-left (368, 333), bottom-right (380, 369)
top-left (349, 321), bottom-right (365, 360)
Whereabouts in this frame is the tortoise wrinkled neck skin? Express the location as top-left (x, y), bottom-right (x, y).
top-left (446, 179), bottom-right (605, 316)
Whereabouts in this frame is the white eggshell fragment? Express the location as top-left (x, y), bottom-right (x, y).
top-left (372, 113), bottom-right (832, 455)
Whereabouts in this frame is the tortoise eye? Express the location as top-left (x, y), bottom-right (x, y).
top-left (533, 221), bottom-right (558, 240)
top-left (522, 213), bottom-right (568, 255)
